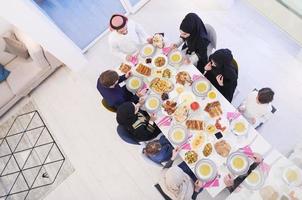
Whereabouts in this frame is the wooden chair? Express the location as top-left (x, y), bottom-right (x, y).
top-left (101, 99), bottom-right (117, 113)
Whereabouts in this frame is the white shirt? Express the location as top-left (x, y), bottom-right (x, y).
top-left (241, 91), bottom-right (272, 126)
top-left (108, 20), bottom-right (149, 61)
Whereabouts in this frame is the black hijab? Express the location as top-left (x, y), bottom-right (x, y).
top-left (116, 102), bottom-right (137, 128)
top-left (180, 13), bottom-right (209, 54)
top-left (209, 49), bottom-right (237, 76)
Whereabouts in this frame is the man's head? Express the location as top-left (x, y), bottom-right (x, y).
top-left (109, 14), bottom-right (128, 35)
top-left (257, 88), bottom-right (274, 104)
top-left (99, 70), bottom-right (119, 88)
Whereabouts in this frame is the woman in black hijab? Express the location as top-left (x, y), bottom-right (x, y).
top-left (204, 49), bottom-right (238, 102)
top-left (116, 102), bottom-right (161, 141)
top-left (174, 13), bottom-right (210, 73)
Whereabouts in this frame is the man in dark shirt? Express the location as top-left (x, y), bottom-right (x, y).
top-left (97, 70), bottom-right (143, 109)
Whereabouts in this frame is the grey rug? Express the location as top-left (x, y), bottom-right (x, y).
top-left (0, 102), bottom-right (74, 200)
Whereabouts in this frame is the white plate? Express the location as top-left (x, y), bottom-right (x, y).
top-left (243, 168), bottom-right (265, 190)
top-left (126, 76), bottom-right (143, 93)
top-left (195, 159), bottom-right (217, 182)
top-left (230, 117), bottom-right (249, 136)
top-left (140, 44), bottom-right (156, 57)
top-left (152, 54), bottom-right (168, 68)
top-left (192, 78), bottom-right (211, 97)
top-left (168, 125), bottom-right (188, 145)
top-left (227, 152), bottom-right (250, 175)
top-left (282, 167), bottom-right (302, 187)
top-left (144, 95), bottom-right (161, 113)
top-left (178, 91), bottom-right (196, 106)
top-left (168, 50), bottom-right (183, 65)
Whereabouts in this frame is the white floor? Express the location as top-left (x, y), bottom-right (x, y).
top-left (1, 0), bottom-right (302, 199)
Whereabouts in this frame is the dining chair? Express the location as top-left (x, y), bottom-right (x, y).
top-left (205, 24), bottom-right (217, 58)
top-left (116, 125), bottom-right (140, 145)
top-left (154, 184), bottom-right (172, 200)
top-left (101, 99), bottom-right (117, 113)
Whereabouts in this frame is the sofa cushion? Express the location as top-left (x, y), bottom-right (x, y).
top-left (3, 35), bottom-right (30, 59)
top-left (0, 64), bottom-right (10, 82)
top-left (0, 31), bottom-right (17, 65)
top-left (0, 81), bottom-right (15, 109)
top-left (5, 57), bottom-right (44, 94)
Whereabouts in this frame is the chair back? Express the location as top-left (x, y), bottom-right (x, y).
top-left (154, 184), bottom-right (172, 200)
top-left (116, 125), bottom-right (140, 145)
top-left (205, 23), bottom-right (217, 57)
top-left (101, 99), bottom-right (117, 113)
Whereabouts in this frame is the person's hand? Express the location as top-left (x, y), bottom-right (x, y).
top-left (252, 153), bottom-right (263, 163)
top-left (149, 113), bottom-right (157, 122)
top-left (138, 97), bottom-right (145, 105)
top-left (238, 105), bottom-right (246, 113)
top-left (289, 191), bottom-right (298, 200)
top-left (126, 55), bottom-right (132, 62)
top-left (147, 37), bottom-right (153, 44)
top-left (136, 88), bottom-right (148, 97)
top-left (204, 62), bottom-right (212, 71)
top-left (216, 74), bottom-right (224, 86)
top-left (170, 43), bottom-right (178, 49)
top-left (125, 71), bottom-right (132, 78)
top-left (194, 180), bottom-right (204, 192)
top-left (183, 57), bottom-right (191, 65)
top-left (224, 174), bottom-right (234, 187)
top-left (171, 147), bottom-right (181, 160)
top-left (251, 117), bottom-right (256, 124)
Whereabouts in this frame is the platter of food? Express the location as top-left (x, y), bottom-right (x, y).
top-left (150, 77), bottom-right (174, 94)
top-left (162, 100), bottom-right (177, 115)
top-left (176, 71), bottom-right (193, 86)
top-left (173, 105), bottom-right (189, 123)
top-left (152, 54), bottom-right (168, 68)
top-left (214, 140), bottom-right (231, 158)
top-left (119, 63), bottom-right (132, 74)
top-left (204, 101), bottom-right (223, 118)
top-left (135, 63), bottom-right (151, 77)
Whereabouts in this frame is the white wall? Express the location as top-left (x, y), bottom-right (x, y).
top-left (0, 0), bottom-right (88, 71)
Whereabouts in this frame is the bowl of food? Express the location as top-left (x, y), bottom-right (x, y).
top-left (126, 76), bottom-right (143, 93)
top-left (162, 100), bottom-right (177, 116)
top-left (195, 159), bottom-right (217, 182)
top-left (227, 152), bottom-right (250, 175)
top-left (185, 150), bottom-right (198, 164)
top-left (282, 167), bottom-right (302, 186)
top-left (144, 95), bottom-right (161, 113)
top-left (173, 105), bottom-right (189, 123)
top-left (140, 44), bottom-right (155, 57)
top-left (152, 54), bottom-right (168, 68)
top-left (230, 117), bottom-right (249, 136)
top-left (192, 78), bottom-right (211, 97)
top-left (243, 168), bottom-right (265, 190)
top-left (207, 90), bottom-right (217, 100)
top-left (168, 125), bottom-right (188, 145)
top-left (168, 50), bottom-right (183, 65)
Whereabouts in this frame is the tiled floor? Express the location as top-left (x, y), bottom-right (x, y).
top-left (1, 0), bottom-right (302, 199)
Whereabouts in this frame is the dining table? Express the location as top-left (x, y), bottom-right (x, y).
top-left (118, 43), bottom-right (300, 198)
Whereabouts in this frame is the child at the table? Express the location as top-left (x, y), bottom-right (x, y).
top-left (143, 135), bottom-right (173, 165)
top-left (238, 88), bottom-right (275, 128)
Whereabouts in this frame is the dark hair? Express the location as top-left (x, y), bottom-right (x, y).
top-left (99, 70), bottom-right (119, 88)
top-left (144, 140), bottom-right (161, 155)
top-left (258, 88), bottom-right (274, 104)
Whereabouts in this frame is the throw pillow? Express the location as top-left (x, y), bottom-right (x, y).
top-left (3, 35), bottom-right (30, 59)
top-left (0, 64), bottom-right (10, 82)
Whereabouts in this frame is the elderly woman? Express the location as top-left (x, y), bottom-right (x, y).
top-left (116, 102), bottom-right (161, 141)
top-left (204, 49), bottom-right (238, 102)
top-left (173, 13), bottom-right (210, 73)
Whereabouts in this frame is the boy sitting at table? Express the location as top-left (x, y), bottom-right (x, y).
top-left (238, 88), bottom-right (275, 128)
top-left (97, 70), bottom-right (145, 110)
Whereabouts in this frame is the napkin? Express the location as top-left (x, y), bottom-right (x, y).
top-left (203, 177), bottom-right (220, 188)
top-left (192, 74), bottom-right (202, 81)
top-left (241, 145), bottom-right (254, 158)
top-left (180, 143), bottom-right (191, 150)
top-left (157, 116), bottom-right (171, 127)
top-left (129, 55), bottom-right (138, 65)
top-left (162, 47), bottom-right (172, 55)
top-left (259, 162), bottom-right (271, 174)
top-left (227, 112), bottom-right (241, 121)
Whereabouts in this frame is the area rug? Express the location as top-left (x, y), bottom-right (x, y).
top-left (0, 101), bottom-right (75, 200)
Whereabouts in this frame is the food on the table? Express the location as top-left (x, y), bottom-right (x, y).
top-left (161, 92), bottom-right (169, 101)
top-left (119, 63), bottom-right (132, 74)
top-left (283, 168), bottom-right (301, 186)
top-left (145, 96), bottom-right (161, 112)
top-left (162, 68), bottom-right (171, 78)
top-left (153, 69), bottom-right (162, 77)
top-left (234, 122), bottom-right (246, 133)
top-left (168, 125), bottom-right (187, 145)
top-left (185, 150), bottom-right (198, 164)
top-left (179, 92), bottom-right (196, 106)
top-left (195, 159), bottom-right (217, 181)
top-left (176, 85), bottom-right (185, 94)
top-left (215, 118), bottom-right (227, 132)
top-left (141, 44), bottom-right (155, 57)
top-left (259, 186), bottom-right (279, 200)
top-left (245, 170), bottom-right (261, 185)
top-left (169, 51), bottom-right (182, 64)
top-left (203, 143), bottom-right (213, 157)
top-left (136, 63), bottom-right (151, 76)
top-left (231, 118), bottom-right (249, 136)
top-left (207, 90), bottom-right (217, 99)
top-left (150, 77), bottom-right (173, 94)
top-left (204, 101), bottom-right (223, 118)
top-left (190, 101), bottom-right (200, 111)
top-left (186, 120), bottom-right (204, 130)
top-left (206, 124), bottom-right (216, 134)
top-left (162, 100), bottom-right (177, 115)
top-left (154, 56), bottom-right (166, 67)
top-left (176, 71), bottom-right (193, 85)
top-left (145, 57), bottom-right (152, 64)
top-left (191, 133), bottom-right (205, 150)
top-left (152, 33), bottom-right (164, 48)
top-left (192, 78), bottom-right (211, 96)
top-left (232, 156), bottom-right (247, 170)
top-left (126, 76), bottom-right (142, 91)
top-left (214, 140), bottom-right (231, 157)
top-left (173, 105), bottom-right (189, 122)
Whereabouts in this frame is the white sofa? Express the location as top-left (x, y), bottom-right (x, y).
top-left (0, 27), bottom-right (63, 117)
